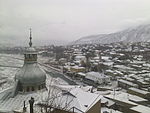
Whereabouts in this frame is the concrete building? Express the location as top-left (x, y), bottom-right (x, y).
top-left (118, 79), bottom-right (138, 89)
top-left (84, 72), bottom-right (110, 86)
top-left (128, 87), bottom-right (150, 100)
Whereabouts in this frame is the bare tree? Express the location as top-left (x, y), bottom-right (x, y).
top-left (35, 78), bottom-right (74, 113)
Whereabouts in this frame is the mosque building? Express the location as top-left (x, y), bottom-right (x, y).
top-left (0, 29), bottom-right (48, 112)
top-left (0, 30), bottom-right (101, 113)
top-left (13, 29), bottom-right (46, 95)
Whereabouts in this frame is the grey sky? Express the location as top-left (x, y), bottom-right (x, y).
top-left (0, 0), bottom-right (150, 45)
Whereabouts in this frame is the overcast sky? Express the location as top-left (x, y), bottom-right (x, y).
top-left (0, 0), bottom-right (150, 46)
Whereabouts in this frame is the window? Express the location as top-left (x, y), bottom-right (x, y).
top-left (29, 54), bottom-right (31, 59)
top-left (20, 87), bottom-right (23, 92)
top-left (27, 86), bottom-right (30, 92)
top-left (24, 55), bottom-right (27, 59)
top-left (38, 86), bottom-right (40, 90)
top-left (31, 86), bottom-right (34, 91)
top-left (34, 54), bottom-right (37, 60)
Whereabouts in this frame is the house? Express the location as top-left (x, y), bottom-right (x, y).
top-left (37, 86), bottom-right (102, 113)
top-left (130, 105), bottom-right (150, 113)
top-left (104, 91), bottom-right (148, 113)
top-left (70, 65), bottom-right (86, 73)
top-left (136, 79), bottom-right (150, 88)
top-left (75, 55), bottom-right (86, 62)
top-left (118, 79), bottom-right (138, 89)
top-left (127, 87), bottom-right (150, 100)
top-left (76, 72), bottom-right (86, 80)
top-left (84, 72), bottom-right (110, 86)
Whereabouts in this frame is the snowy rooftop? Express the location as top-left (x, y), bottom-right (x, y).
top-left (114, 65), bottom-right (133, 70)
top-left (130, 105), bottom-right (150, 113)
top-left (118, 79), bottom-right (138, 87)
top-left (85, 72), bottom-right (110, 82)
top-left (104, 91), bottom-right (147, 106)
top-left (0, 87), bottom-right (47, 112)
top-left (101, 107), bottom-right (122, 113)
top-left (69, 88), bottom-right (102, 112)
top-left (0, 83), bottom-right (101, 113)
top-left (128, 87), bottom-right (150, 95)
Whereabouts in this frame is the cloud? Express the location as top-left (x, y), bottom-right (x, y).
top-left (119, 17), bottom-right (150, 30)
top-left (0, 0), bottom-right (150, 46)
top-left (123, 18), bottom-right (148, 25)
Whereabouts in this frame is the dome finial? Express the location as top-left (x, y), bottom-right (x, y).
top-left (29, 28), bottom-right (32, 47)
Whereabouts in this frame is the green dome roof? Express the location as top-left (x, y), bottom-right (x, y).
top-left (15, 63), bottom-right (46, 86)
top-left (14, 29), bottom-right (46, 88)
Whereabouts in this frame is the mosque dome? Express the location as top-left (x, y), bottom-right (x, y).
top-left (15, 63), bottom-right (46, 86)
top-left (14, 29), bottom-right (46, 93)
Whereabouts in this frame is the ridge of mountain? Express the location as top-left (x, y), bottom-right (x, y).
top-left (72, 24), bottom-right (150, 45)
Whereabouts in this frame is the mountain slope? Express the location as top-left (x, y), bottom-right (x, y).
top-left (72, 24), bottom-right (150, 45)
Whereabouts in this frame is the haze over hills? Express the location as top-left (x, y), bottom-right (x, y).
top-left (72, 24), bottom-right (150, 45)
top-left (1, 24), bottom-right (150, 47)
top-left (0, 39), bottom-right (69, 47)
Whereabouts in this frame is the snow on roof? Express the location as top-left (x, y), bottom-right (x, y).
top-left (36, 86), bottom-right (101, 113)
top-left (101, 56), bottom-right (110, 61)
top-left (125, 77), bottom-right (135, 81)
top-left (101, 107), bottom-right (122, 113)
top-left (53, 85), bottom-right (93, 93)
top-left (104, 91), bottom-right (145, 106)
top-left (101, 97), bottom-right (115, 106)
top-left (93, 57), bottom-right (99, 60)
top-left (0, 88), bottom-right (47, 112)
top-left (85, 72), bottom-right (109, 81)
top-left (103, 62), bottom-right (114, 66)
top-left (77, 72), bottom-right (86, 77)
top-left (75, 55), bottom-right (85, 60)
top-left (106, 69), bottom-right (114, 73)
top-left (86, 72), bottom-right (106, 77)
top-left (132, 60), bottom-right (145, 64)
top-left (0, 82), bottom-right (101, 113)
top-left (118, 79), bottom-right (138, 87)
top-left (115, 70), bottom-right (123, 75)
top-left (130, 105), bottom-right (150, 113)
top-left (107, 91), bottom-right (147, 102)
top-left (128, 87), bottom-right (150, 95)
top-left (71, 66), bottom-right (85, 69)
top-left (69, 88), bottom-right (102, 112)
top-left (63, 65), bottom-right (70, 69)
top-left (114, 65), bottom-right (133, 70)
top-left (143, 63), bottom-right (150, 67)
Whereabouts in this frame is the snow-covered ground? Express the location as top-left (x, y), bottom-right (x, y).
top-left (0, 54), bottom-right (23, 91)
top-left (0, 54), bottom-right (69, 91)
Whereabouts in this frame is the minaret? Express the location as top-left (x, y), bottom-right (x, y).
top-left (29, 28), bottom-right (32, 47)
top-left (24, 29), bottom-right (37, 63)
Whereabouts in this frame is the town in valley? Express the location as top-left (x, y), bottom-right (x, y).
top-left (0, 0), bottom-right (150, 113)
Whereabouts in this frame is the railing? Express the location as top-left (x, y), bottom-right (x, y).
top-left (69, 107), bottom-right (84, 113)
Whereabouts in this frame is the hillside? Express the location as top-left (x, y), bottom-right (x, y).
top-left (72, 24), bottom-right (150, 45)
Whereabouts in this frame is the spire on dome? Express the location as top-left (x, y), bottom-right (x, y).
top-left (29, 28), bottom-right (32, 47)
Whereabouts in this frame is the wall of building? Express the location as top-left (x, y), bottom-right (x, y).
top-left (86, 100), bottom-right (101, 113)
